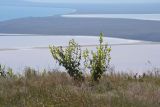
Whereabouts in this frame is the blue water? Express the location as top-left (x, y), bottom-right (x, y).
top-left (0, 6), bottom-right (76, 21)
top-left (0, 3), bottom-right (160, 21)
top-left (0, 35), bottom-right (159, 73)
top-left (1, 3), bottom-right (160, 21)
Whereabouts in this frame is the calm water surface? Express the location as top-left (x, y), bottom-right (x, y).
top-left (0, 6), bottom-right (76, 21)
top-left (0, 35), bottom-right (159, 74)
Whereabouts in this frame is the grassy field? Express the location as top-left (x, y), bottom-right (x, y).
top-left (0, 68), bottom-right (160, 107)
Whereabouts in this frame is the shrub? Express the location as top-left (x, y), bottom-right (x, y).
top-left (49, 39), bottom-right (84, 81)
top-left (0, 64), bottom-right (6, 77)
top-left (83, 33), bottom-right (111, 82)
top-left (0, 64), bottom-right (14, 78)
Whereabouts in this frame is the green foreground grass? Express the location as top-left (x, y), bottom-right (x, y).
top-left (0, 68), bottom-right (160, 107)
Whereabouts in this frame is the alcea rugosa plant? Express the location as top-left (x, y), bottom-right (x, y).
top-left (83, 33), bottom-right (111, 82)
top-left (49, 39), bottom-right (83, 81)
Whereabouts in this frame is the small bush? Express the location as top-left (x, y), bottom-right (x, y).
top-left (0, 64), bottom-right (14, 78)
top-left (0, 64), bottom-right (6, 77)
top-left (83, 33), bottom-right (111, 82)
top-left (49, 39), bottom-right (84, 81)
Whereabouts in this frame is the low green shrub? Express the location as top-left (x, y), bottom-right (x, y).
top-left (49, 39), bottom-right (84, 81)
top-left (0, 64), bottom-right (14, 78)
top-left (83, 33), bottom-right (111, 82)
top-left (49, 33), bottom-right (111, 82)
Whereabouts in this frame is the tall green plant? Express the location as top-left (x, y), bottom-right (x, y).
top-left (49, 39), bottom-right (83, 81)
top-left (0, 64), bottom-right (14, 78)
top-left (83, 33), bottom-right (111, 82)
top-left (0, 64), bottom-right (6, 77)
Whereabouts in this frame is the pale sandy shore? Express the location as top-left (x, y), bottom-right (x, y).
top-left (0, 34), bottom-right (158, 52)
top-left (62, 14), bottom-right (160, 21)
top-left (0, 42), bottom-right (159, 52)
top-left (0, 34), bottom-right (143, 50)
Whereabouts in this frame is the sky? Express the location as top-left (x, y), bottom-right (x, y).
top-left (1, 0), bottom-right (160, 4)
top-left (26, 0), bottom-right (160, 3)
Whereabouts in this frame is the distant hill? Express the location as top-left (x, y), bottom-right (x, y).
top-left (0, 16), bottom-right (160, 42)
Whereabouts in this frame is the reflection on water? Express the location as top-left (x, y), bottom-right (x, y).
top-left (0, 35), bottom-right (160, 74)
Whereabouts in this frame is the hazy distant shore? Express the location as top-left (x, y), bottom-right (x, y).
top-left (62, 14), bottom-right (160, 21)
top-left (0, 35), bottom-right (143, 50)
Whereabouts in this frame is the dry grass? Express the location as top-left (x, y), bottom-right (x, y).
top-left (0, 68), bottom-right (160, 107)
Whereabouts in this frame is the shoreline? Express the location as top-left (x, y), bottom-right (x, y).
top-left (0, 34), bottom-right (159, 52)
top-left (62, 14), bottom-right (160, 21)
top-left (0, 34), bottom-right (147, 52)
top-left (1, 42), bottom-right (160, 52)
top-left (0, 33), bottom-right (145, 42)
